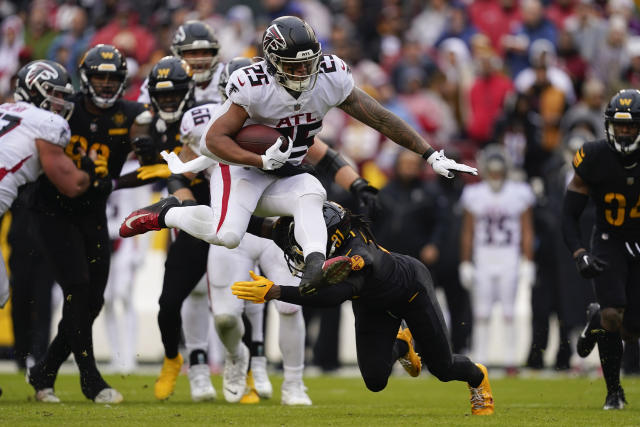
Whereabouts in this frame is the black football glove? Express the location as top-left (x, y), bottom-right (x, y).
top-left (132, 136), bottom-right (160, 165)
top-left (92, 174), bottom-right (113, 196)
top-left (350, 178), bottom-right (380, 221)
top-left (79, 155), bottom-right (97, 182)
top-left (574, 251), bottom-right (608, 278)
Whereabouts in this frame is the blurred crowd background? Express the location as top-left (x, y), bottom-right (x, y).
top-left (0, 0), bottom-right (639, 376)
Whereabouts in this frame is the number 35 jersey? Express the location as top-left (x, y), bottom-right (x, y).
top-left (214, 55), bottom-right (354, 166)
top-left (573, 139), bottom-right (640, 240)
top-left (0, 101), bottom-right (69, 213)
top-left (460, 180), bottom-right (535, 265)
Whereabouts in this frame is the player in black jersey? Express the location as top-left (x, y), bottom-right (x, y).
top-left (27, 44), bottom-right (148, 404)
top-left (562, 89), bottom-right (640, 410)
top-left (231, 202), bottom-right (495, 416)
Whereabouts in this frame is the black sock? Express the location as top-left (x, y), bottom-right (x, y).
top-left (392, 339), bottom-right (409, 360)
top-left (189, 349), bottom-right (208, 366)
top-left (597, 331), bottom-right (623, 394)
top-left (250, 341), bottom-right (265, 357)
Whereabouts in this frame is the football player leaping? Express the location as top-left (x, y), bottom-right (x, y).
top-left (121, 16), bottom-right (476, 299)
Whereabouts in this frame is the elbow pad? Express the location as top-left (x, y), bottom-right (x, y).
top-left (315, 147), bottom-right (349, 179)
top-left (562, 190), bottom-right (589, 254)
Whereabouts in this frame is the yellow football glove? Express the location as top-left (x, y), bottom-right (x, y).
top-left (231, 271), bottom-right (274, 304)
top-left (94, 154), bottom-right (109, 178)
top-left (137, 163), bottom-right (171, 180)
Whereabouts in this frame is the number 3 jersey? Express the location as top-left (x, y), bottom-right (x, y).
top-left (208, 54), bottom-right (354, 168)
top-left (460, 180), bottom-right (535, 265)
top-left (573, 140), bottom-right (640, 240)
top-left (0, 102), bottom-right (69, 213)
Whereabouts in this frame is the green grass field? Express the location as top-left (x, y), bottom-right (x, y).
top-left (0, 372), bottom-right (638, 426)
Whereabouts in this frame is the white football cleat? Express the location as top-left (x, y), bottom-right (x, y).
top-left (35, 388), bottom-right (60, 403)
top-left (189, 363), bottom-right (216, 402)
top-left (281, 381), bottom-right (312, 406)
top-left (93, 388), bottom-right (123, 404)
top-left (251, 356), bottom-right (273, 399)
top-left (223, 343), bottom-right (250, 403)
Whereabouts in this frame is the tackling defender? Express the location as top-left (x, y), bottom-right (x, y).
top-left (232, 202), bottom-right (495, 416)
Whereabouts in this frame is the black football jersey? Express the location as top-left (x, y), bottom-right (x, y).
top-left (36, 94), bottom-right (147, 213)
top-left (573, 140), bottom-right (640, 240)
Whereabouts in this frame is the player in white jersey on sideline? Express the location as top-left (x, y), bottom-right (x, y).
top-left (459, 146), bottom-right (536, 372)
top-left (0, 60), bottom-right (105, 401)
top-left (121, 16), bottom-right (477, 298)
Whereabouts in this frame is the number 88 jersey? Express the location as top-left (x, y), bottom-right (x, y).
top-left (218, 54), bottom-right (354, 167)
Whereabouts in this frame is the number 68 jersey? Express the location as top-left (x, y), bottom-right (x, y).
top-left (0, 101), bottom-right (69, 213)
top-left (460, 180), bottom-right (535, 266)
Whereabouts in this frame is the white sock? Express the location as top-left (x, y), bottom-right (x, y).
top-left (474, 318), bottom-right (491, 364)
top-left (279, 311), bottom-right (305, 368)
top-left (182, 291), bottom-right (212, 357)
top-left (293, 193), bottom-right (327, 257)
top-left (244, 302), bottom-right (264, 342)
top-left (283, 364), bottom-right (304, 385)
top-left (214, 314), bottom-right (244, 358)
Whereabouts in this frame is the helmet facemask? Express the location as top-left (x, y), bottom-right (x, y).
top-left (81, 69), bottom-right (126, 109)
top-left (150, 85), bottom-right (193, 123)
top-left (267, 50), bottom-right (321, 92)
top-left (40, 82), bottom-right (75, 120)
top-left (177, 47), bottom-right (219, 83)
top-left (605, 114), bottom-right (640, 156)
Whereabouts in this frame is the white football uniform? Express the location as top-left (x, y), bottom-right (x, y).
top-left (183, 55), bottom-right (354, 257)
top-left (460, 180), bottom-right (535, 318)
top-left (0, 101), bottom-right (70, 308)
top-left (138, 63), bottom-right (224, 104)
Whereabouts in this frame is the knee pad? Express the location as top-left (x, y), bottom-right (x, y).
top-left (214, 313), bottom-right (240, 331)
top-left (218, 231), bottom-right (242, 249)
top-left (275, 300), bottom-right (300, 315)
top-left (363, 375), bottom-right (388, 392)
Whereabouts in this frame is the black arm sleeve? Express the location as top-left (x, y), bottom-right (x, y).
top-left (315, 147), bottom-right (349, 181)
top-left (113, 171), bottom-right (147, 190)
top-left (562, 189), bottom-right (589, 254)
top-left (278, 282), bottom-right (353, 307)
top-left (167, 173), bottom-right (191, 194)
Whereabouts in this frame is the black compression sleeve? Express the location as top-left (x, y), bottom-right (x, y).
top-left (278, 282), bottom-right (353, 307)
top-left (315, 147), bottom-right (349, 180)
top-left (562, 190), bottom-right (589, 254)
top-left (167, 174), bottom-right (191, 194)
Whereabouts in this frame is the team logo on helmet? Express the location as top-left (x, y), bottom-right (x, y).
top-left (263, 24), bottom-right (287, 52)
top-left (172, 26), bottom-right (186, 44)
top-left (25, 62), bottom-right (58, 89)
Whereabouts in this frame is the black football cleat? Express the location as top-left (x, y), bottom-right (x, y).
top-left (120, 195), bottom-right (180, 238)
top-left (603, 387), bottom-right (627, 410)
top-left (298, 252), bottom-right (326, 296)
top-left (577, 302), bottom-right (603, 358)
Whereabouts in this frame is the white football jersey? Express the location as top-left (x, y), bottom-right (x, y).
top-left (137, 62), bottom-right (224, 104)
top-left (460, 180), bottom-right (535, 264)
top-left (180, 103), bottom-right (221, 180)
top-left (213, 54), bottom-right (354, 165)
top-left (0, 101), bottom-right (70, 213)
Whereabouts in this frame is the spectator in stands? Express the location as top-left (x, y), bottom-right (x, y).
top-left (503, 0), bottom-right (558, 77)
top-left (560, 77), bottom-right (606, 141)
top-left (556, 28), bottom-right (588, 97)
top-left (47, 7), bottom-right (93, 87)
top-left (565, 0), bottom-right (607, 63)
top-left (468, 0), bottom-right (522, 56)
top-left (620, 36), bottom-right (640, 88)
top-left (467, 37), bottom-right (514, 146)
top-left (546, 0), bottom-right (577, 30)
top-left (591, 14), bottom-right (629, 93)
top-left (0, 15), bottom-right (23, 97)
top-left (434, 2), bottom-right (477, 49)
top-left (24, 3), bottom-right (57, 61)
top-left (390, 38), bottom-right (437, 92)
top-left (408, 0), bottom-right (450, 51)
top-left (438, 38), bottom-right (474, 136)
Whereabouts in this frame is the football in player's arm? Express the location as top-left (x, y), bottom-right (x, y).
top-left (561, 89), bottom-right (640, 410)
